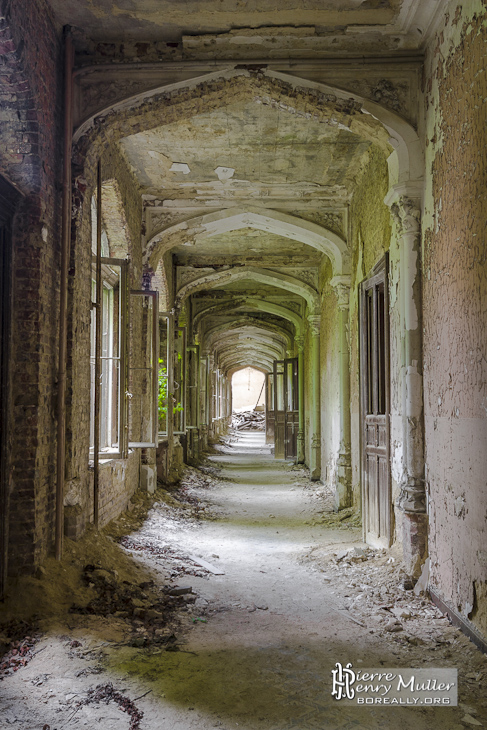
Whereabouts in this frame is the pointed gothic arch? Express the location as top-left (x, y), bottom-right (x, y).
top-left (145, 207), bottom-right (349, 277)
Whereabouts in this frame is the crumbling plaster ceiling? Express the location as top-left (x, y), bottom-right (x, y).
top-left (47, 0), bottom-right (440, 52)
top-left (120, 100), bottom-right (372, 196)
top-left (172, 229), bottom-right (322, 265)
top-left (50, 0), bottom-right (423, 372)
top-left (117, 95), bottom-right (355, 358)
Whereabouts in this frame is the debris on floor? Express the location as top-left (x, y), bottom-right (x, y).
top-left (0, 630), bottom-right (39, 679)
top-left (1, 436), bottom-right (486, 729)
top-left (231, 409), bottom-right (265, 430)
top-left (303, 540), bottom-right (487, 698)
top-left (80, 682), bottom-right (144, 730)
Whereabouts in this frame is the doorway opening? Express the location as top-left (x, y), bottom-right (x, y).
top-left (231, 367), bottom-right (266, 431)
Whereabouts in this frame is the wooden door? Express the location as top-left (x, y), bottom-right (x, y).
top-left (265, 372), bottom-right (275, 445)
top-left (284, 357), bottom-right (299, 459)
top-left (360, 256), bottom-right (392, 548)
top-left (273, 360), bottom-right (285, 459)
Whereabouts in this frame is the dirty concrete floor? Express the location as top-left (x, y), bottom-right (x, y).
top-left (1, 431), bottom-right (486, 729)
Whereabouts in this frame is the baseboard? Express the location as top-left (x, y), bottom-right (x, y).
top-left (429, 586), bottom-right (487, 654)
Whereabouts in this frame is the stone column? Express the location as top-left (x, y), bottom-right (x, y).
top-left (295, 335), bottom-right (305, 464)
top-left (387, 191), bottom-right (427, 578)
top-left (207, 353), bottom-right (216, 439)
top-left (330, 276), bottom-right (352, 510)
top-left (308, 315), bottom-right (321, 481)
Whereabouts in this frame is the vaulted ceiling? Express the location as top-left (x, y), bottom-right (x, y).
top-left (48, 0), bottom-right (426, 372)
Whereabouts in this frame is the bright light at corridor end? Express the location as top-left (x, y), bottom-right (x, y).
top-left (232, 367), bottom-right (265, 412)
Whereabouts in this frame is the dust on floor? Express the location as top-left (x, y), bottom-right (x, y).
top-left (0, 431), bottom-right (486, 730)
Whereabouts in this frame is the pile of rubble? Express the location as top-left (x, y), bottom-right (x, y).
top-left (69, 565), bottom-right (194, 649)
top-left (231, 410), bottom-right (265, 431)
top-left (304, 544), bottom-right (487, 684)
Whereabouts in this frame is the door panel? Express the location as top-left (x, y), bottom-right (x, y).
top-left (284, 357), bottom-right (299, 459)
top-left (273, 360), bottom-right (285, 459)
top-left (265, 372), bottom-right (275, 444)
top-left (360, 256), bottom-right (392, 548)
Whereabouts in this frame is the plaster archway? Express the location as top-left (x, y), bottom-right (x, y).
top-left (193, 299), bottom-right (302, 337)
top-left (74, 67), bottom-right (422, 192)
top-left (146, 207), bottom-right (349, 276)
top-left (175, 266), bottom-right (320, 313)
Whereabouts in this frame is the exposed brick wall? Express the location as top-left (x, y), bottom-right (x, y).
top-left (422, 5), bottom-right (487, 635)
top-left (0, 0), bottom-right (63, 574)
top-left (90, 449), bottom-right (140, 530)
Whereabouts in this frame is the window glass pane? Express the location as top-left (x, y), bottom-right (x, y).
top-left (90, 261), bottom-right (123, 454)
top-left (173, 327), bottom-right (185, 433)
top-left (128, 293), bottom-right (157, 446)
top-left (377, 283), bottom-right (386, 415)
top-left (275, 361), bottom-right (284, 411)
top-left (158, 315), bottom-right (169, 435)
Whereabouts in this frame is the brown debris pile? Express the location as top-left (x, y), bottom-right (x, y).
top-left (0, 626), bottom-right (39, 679)
top-left (69, 565), bottom-right (196, 648)
top-left (80, 682), bottom-right (144, 730)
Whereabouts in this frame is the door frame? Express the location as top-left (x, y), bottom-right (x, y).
top-left (0, 176), bottom-right (22, 598)
top-left (283, 356), bottom-right (299, 460)
top-left (359, 254), bottom-right (392, 548)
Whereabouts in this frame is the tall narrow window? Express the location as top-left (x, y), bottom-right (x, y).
top-left (90, 260), bottom-right (126, 455)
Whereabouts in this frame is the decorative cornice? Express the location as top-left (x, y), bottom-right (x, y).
top-left (307, 314), bottom-right (321, 336)
top-left (384, 181), bottom-right (424, 209)
top-left (390, 196), bottom-right (421, 236)
top-left (330, 275), bottom-right (351, 310)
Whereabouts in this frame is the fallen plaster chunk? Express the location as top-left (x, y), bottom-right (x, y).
top-left (169, 586), bottom-right (193, 596)
top-left (170, 162), bottom-right (191, 174)
top-left (461, 715), bottom-right (483, 727)
top-left (414, 558), bottom-right (430, 596)
top-left (188, 554), bottom-right (225, 575)
top-left (214, 166), bottom-right (235, 181)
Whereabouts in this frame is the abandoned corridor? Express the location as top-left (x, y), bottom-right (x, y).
top-left (0, 3), bottom-right (486, 726)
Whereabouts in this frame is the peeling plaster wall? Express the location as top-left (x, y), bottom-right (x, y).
top-left (387, 211), bottom-right (405, 541)
top-left (348, 147), bottom-right (392, 511)
top-left (422, 2), bottom-right (487, 637)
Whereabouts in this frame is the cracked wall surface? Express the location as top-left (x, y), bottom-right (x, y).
top-left (422, 0), bottom-right (487, 635)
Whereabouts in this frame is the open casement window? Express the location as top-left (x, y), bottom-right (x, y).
top-left (284, 357), bottom-right (299, 459)
top-left (158, 312), bottom-right (172, 436)
top-left (90, 258), bottom-right (128, 459)
top-left (212, 368), bottom-right (223, 422)
top-left (173, 326), bottom-right (186, 434)
top-left (127, 290), bottom-right (160, 449)
top-left (186, 345), bottom-right (199, 430)
top-left (199, 356), bottom-right (209, 427)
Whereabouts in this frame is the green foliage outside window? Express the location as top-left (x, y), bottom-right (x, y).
top-left (158, 357), bottom-right (183, 429)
